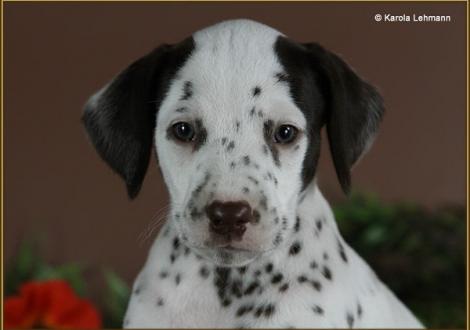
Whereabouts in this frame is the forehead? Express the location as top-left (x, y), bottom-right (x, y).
top-left (159, 20), bottom-right (305, 126)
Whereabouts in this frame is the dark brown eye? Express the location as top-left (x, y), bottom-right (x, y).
top-left (274, 125), bottom-right (298, 144)
top-left (172, 122), bottom-right (195, 142)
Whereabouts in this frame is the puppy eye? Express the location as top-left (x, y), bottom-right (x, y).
top-left (172, 122), bottom-right (195, 142)
top-left (274, 125), bottom-right (298, 144)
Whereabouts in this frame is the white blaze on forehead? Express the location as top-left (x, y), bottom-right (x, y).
top-left (178, 19), bottom-right (287, 114)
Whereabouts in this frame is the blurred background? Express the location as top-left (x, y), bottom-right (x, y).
top-left (3, 2), bottom-right (467, 328)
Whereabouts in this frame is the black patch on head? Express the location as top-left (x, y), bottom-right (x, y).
top-left (82, 37), bottom-right (195, 198)
top-left (252, 86), bottom-right (262, 97)
top-left (312, 305), bottom-right (324, 315)
top-left (274, 37), bottom-right (384, 193)
top-left (180, 80), bottom-right (193, 100)
top-left (289, 241), bottom-right (302, 255)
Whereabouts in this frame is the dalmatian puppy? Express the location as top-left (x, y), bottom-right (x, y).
top-left (83, 19), bottom-right (423, 328)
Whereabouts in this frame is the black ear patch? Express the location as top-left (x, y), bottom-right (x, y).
top-left (82, 38), bottom-right (195, 198)
top-left (275, 36), bottom-right (384, 193)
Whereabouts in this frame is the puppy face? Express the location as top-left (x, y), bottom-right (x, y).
top-left (82, 19), bottom-right (383, 266)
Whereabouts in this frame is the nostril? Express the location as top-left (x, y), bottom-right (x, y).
top-left (206, 200), bottom-right (253, 236)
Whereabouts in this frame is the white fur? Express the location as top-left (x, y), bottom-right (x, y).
top-left (121, 19), bottom-right (423, 328)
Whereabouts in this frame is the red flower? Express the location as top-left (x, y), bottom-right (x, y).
top-left (4, 280), bottom-right (102, 329)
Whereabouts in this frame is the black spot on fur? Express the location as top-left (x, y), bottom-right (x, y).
top-left (346, 312), bottom-right (354, 328)
top-left (236, 304), bottom-right (254, 317)
top-left (180, 81), bottom-right (193, 100)
top-left (279, 283), bottom-right (289, 292)
top-left (310, 261), bottom-right (318, 269)
top-left (273, 232), bottom-right (283, 246)
top-left (252, 86), bottom-right (261, 97)
top-left (235, 121), bottom-right (241, 132)
top-left (238, 266), bottom-right (248, 275)
top-left (311, 280), bottom-right (322, 291)
top-left (221, 137), bottom-right (228, 145)
top-left (297, 275), bottom-right (308, 283)
top-left (159, 271), bottom-right (169, 279)
top-left (263, 120), bottom-right (281, 166)
top-left (247, 176), bottom-right (259, 185)
top-left (254, 306), bottom-right (264, 318)
top-left (244, 281), bottom-right (260, 295)
top-left (315, 218), bottom-right (323, 232)
top-left (231, 280), bottom-right (243, 298)
top-left (271, 273), bottom-right (283, 284)
top-left (322, 266), bottom-right (332, 281)
top-left (173, 237), bottom-right (180, 250)
top-left (243, 155), bottom-right (250, 165)
top-left (294, 216), bottom-right (301, 232)
top-left (199, 266), bottom-right (210, 279)
top-left (258, 110), bottom-right (264, 118)
top-left (226, 141), bottom-right (235, 152)
top-left (175, 273), bottom-right (181, 285)
top-left (222, 298), bottom-right (232, 307)
top-left (323, 252), bottom-right (329, 261)
top-left (253, 209), bottom-right (260, 223)
top-left (230, 161), bottom-right (236, 169)
top-left (249, 107), bottom-right (256, 116)
top-left (289, 241), bottom-right (302, 255)
top-left (156, 297), bottom-right (164, 306)
top-left (338, 240), bottom-right (348, 263)
top-left (264, 304), bottom-right (275, 318)
top-left (265, 263), bottom-right (273, 273)
top-left (312, 305), bottom-right (324, 315)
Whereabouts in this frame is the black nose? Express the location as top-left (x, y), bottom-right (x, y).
top-left (206, 200), bottom-right (253, 239)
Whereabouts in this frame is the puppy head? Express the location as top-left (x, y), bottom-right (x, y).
top-left (83, 19), bottom-right (384, 266)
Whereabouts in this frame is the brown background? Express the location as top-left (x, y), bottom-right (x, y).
top-left (3, 2), bottom-right (467, 284)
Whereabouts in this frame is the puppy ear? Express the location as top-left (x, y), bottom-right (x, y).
top-left (303, 43), bottom-right (384, 194)
top-left (82, 38), bottom-right (194, 199)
